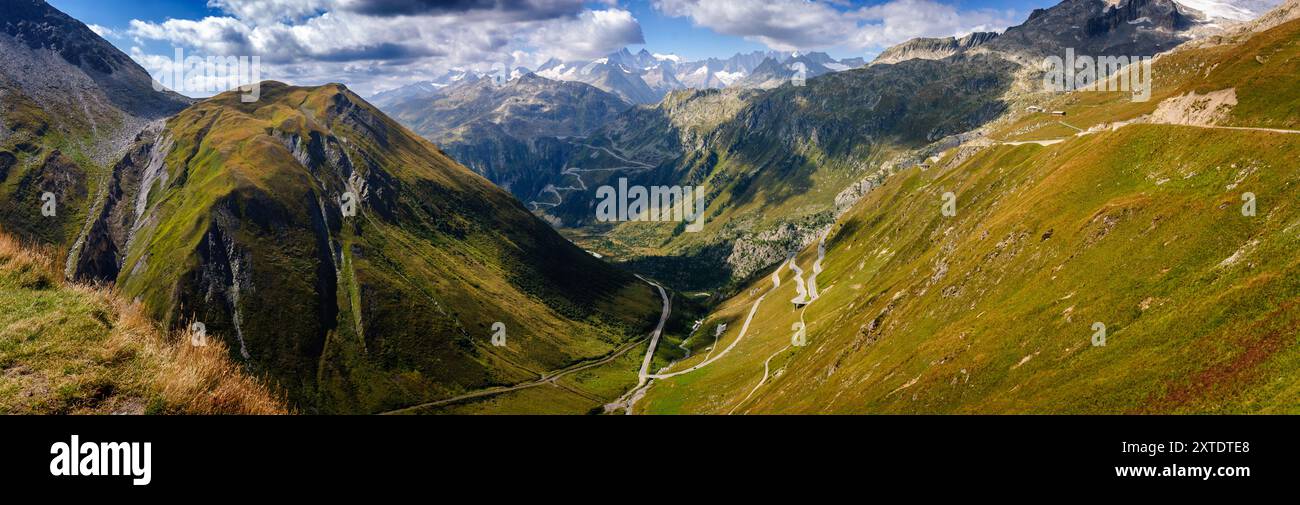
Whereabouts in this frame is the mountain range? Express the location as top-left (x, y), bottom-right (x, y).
top-left (384, 73), bottom-right (631, 203)
top-left (372, 47), bottom-right (866, 107)
top-left (635, 0), bottom-right (1300, 413)
top-left (0, 0), bottom-right (190, 249)
top-left (2, 0), bottom-right (664, 414)
top-left (382, 0), bottom-right (1290, 295)
top-left (3, 0), bottom-right (1298, 415)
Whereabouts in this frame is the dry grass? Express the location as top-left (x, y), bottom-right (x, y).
top-left (104, 294), bottom-right (287, 414)
top-left (0, 231), bottom-right (287, 414)
top-left (0, 233), bottom-right (59, 290)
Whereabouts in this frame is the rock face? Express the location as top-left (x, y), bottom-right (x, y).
top-left (0, 0), bottom-right (190, 249)
top-left (734, 53), bottom-right (837, 89)
top-left (0, 0), bottom-right (190, 154)
top-left (983, 0), bottom-right (1198, 62)
top-left (384, 73), bottom-right (632, 203)
top-left (70, 81), bottom-right (658, 413)
top-left (1149, 88), bottom-right (1239, 125)
top-left (872, 32), bottom-right (1000, 65)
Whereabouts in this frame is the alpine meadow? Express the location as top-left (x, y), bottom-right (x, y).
top-left (2, 0), bottom-right (1297, 421)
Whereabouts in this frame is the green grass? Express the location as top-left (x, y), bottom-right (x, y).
top-left (641, 124), bottom-right (1300, 414)
top-left (0, 232), bottom-right (284, 414)
top-left (99, 82), bottom-right (663, 413)
top-left (638, 21), bottom-right (1300, 413)
top-left (991, 18), bottom-right (1300, 143)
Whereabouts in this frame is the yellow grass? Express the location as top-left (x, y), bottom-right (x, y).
top-left (0, 231), bottom-right (286, 414)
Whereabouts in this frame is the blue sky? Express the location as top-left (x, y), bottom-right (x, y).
top-left (48, 0), bottom-right (1060, 94)
top-left (624, 0), bottom-right (1055, 60)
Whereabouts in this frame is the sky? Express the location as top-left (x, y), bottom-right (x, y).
top-left (49, 0), bottom-right (1060, 96)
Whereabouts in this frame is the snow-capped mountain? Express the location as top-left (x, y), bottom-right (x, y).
top-left (371, 48), bottom-right (867, 106)
top-left (1174, 0), bottom-right (1283, 22)
top-left (535, 48), bottom-right (866, 103)
top-left (535, 55), bottom-right (659, 104)
top-left (368, 69), bottom-right (483, 108)
top-left (734, 53), bottom-right (841, 89)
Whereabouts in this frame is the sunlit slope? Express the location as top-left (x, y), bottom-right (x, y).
top-left (639, 18), bottom-right (1300, 413)
top-left (0, 0), bottom-right (190, 249)
top-left (89, 82), bottom-right (659, 413)
top-left (591, 55), bottom-right (1018, 291)
top-left (993, 17), bottom-right (1300, 142)
top-left (0, 232), bottom-right (283, 414)
top-left (642, 123), bottom-right (1300, 414)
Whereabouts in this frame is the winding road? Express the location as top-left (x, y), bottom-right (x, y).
top-left (996, 120), bottom-right (1300, 147)
top-left (635, 276), bottom-right (672, 386)
top-left (729, 344), bottom-right (790, 415)
top-left (527, 141), bottom-right (656, 210)
top-left (379, 275), bottom-right (672, 415)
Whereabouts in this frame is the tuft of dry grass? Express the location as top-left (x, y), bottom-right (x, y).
top-left (0, 230), bottom-right (287, 414)
top-left (105, 294), bottom-right (287, 414)
top-left (0, 233), bottom-right (59, 290)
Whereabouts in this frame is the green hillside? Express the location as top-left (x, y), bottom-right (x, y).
top-left (0, 231), bottom-right (284, 414)
top-left (573, 55), bottom-right (1018, 292)
top-left (75, 82), bottom-right (661, 413)
top-left (636, 18), bottom-right (1300, 414)
top-left (0, 0), bottom-right (189, 251)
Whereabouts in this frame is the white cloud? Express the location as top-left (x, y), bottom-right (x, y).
top-left (525, 9), bottom-right (645, 61)
top-left (205, 0), bottom-right (331, 23)
top-left (124, 0), bottom-right (644, 94)
top-left (87, 24), bottom-right (117, 38)
top-left (654, 0), bottom-right (858, 51)
top-left (654, 0), bottom-right (1017, 51)
top-left (850, 0), bottom-right (1017, 48)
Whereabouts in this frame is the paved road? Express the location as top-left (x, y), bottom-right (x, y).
top-left (379, 277), bottom-right (671, 414)
top-left (997, 121), bottom-right (1300, 147)
top-left (647, 278), bottom-right (773, 380)
top-left (635, 275), bottom-right (672, 387)
top-left (1000, 138), bottom-right (1066, 146)
top-left (525, 139), bottom-right (655, 209)
top-left (378, 336), bottom-right (648, 414)
top-left (728, 344), bottom-right (790, 415)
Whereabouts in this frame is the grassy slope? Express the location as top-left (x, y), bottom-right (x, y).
top-left (638, 19), bottom-right (1300, 414)
top-left (112, 82), bottom-right (660, 413)
top-left (0, 232), bottom-right (284, 414)
top-left (0, 80), bottom-right (102, 250)
top-left (992, 17), bottom-right (1300, 142)
top-left (584, 56), bottom-right (1016, 292)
